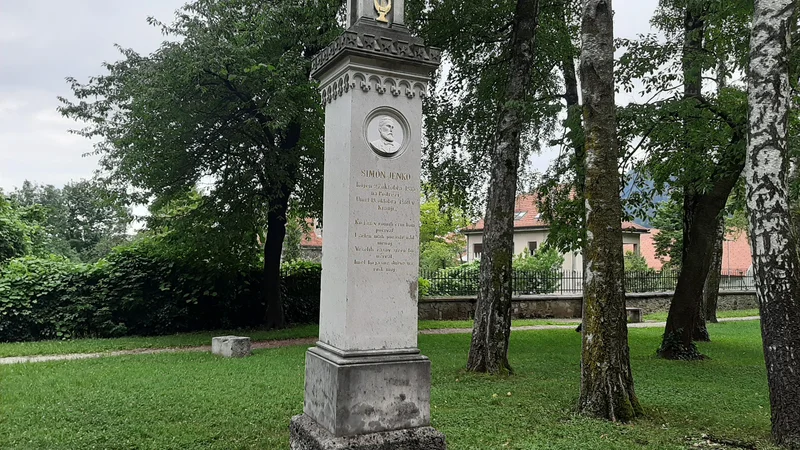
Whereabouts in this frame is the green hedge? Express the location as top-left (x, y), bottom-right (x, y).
top-left (0, 242), bottom-right (323, 343)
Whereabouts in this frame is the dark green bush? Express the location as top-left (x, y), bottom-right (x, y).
top-left (281, 260), bottom-right (322, 325)
top-left (0, 240), bottom-right (327, 342)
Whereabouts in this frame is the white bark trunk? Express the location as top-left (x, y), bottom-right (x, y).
top-left (746, 0), bottom-right (800, 446)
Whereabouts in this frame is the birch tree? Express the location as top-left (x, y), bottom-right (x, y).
top-left (466, 0), bottom-right (541, 374)
top-left (578, 0), bottom-right (642, 421)
top-left (746, 0), bottom-right (800, 445)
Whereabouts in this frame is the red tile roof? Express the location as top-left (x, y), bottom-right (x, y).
top-left (300, 219), bottom-right (323, 248)
top-left (463, 195), bottom-right (649, 234)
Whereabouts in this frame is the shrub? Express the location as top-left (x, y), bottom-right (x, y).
top-left (426, 261), bottom-right (480, 296)
top-left (418, 277), bottom-right (431, 298)
top-left (512, 247), bottom-right (564, 294)
top-left (281, 260), bottom-right (322, 325)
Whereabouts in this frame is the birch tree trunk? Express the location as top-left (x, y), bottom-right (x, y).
top-left (577, 0), bottom-right (642, 421)
top-left (746, 0), bottom-right (800, 446)
top-left (467, 0), bottom-right (540, 374)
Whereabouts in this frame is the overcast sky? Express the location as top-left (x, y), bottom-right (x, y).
top-left (0, 0), bottom-right (659, 193)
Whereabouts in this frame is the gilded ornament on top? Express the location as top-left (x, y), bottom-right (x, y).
top-left (374, 0), bottom-right (391, 23)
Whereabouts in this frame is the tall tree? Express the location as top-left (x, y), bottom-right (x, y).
top-left (465, 0), bottom-right (541, 374)
top-left (11, 180), bottom-right (131, 262)
top-left (616, 0), bottom-right (752, 358)
top-left (408, 0), bottom-right (572, 374)
top-left (0, 195), bottom-right (29, 265)
top-left (746, 0), bottom-right (800, 445)
top-left (702, 217), bottom-right (725, 323)
top-left (419, 196), bottom-right (468, 271)
top-left (59, 0), bottom-right (341, 329)
top-left (578, 0), bottom-right (642, 421)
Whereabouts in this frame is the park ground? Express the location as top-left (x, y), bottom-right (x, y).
top-left (0, 311), bottom-right (775, 449)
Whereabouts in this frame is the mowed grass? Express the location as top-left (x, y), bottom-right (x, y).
top-left (419, 317), bottom-right (580, 330)
top-left (643, 308), bottom-right (760, 322)
top-left (0, 325), bottom-right (321, 358)
top-left (0, 320), bottom-right (577, 358)
top-left (0, 310), bottom-right (759, 358)
top-left (0, 321), bottom-right (775, 449)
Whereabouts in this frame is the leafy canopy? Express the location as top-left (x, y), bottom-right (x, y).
top-left (58, 0), bottom-right (342, 260)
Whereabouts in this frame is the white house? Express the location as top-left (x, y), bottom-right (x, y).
top-left (461, 195), bottom-right (649, 271)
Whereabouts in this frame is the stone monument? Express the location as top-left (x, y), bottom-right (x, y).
top-left (289, 1), bottom-right (445, 448)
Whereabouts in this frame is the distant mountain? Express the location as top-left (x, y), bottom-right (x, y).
top-left (621, 171), bottom-right (670, 228)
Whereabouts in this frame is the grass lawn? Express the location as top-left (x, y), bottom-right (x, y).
top-left (0, 325), bottom-right (321, 358)
top-left (0, 321), bottom-right (775, 449)
top-left (418, 318), bottom-right (580, 330)
top-left (0, 310), bottom-right (760, 358)
top-left (0, 320), bottom-right (578, 358)
top-left (643, 308), bottom-right (760, 322)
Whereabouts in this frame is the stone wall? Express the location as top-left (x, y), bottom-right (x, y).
top-left (418, 291), bottom-right (758, 321)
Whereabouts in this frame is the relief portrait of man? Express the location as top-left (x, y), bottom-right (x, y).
top-left (369, 116), bottom-right (401, 155)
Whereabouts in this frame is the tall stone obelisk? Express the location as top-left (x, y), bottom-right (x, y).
top-left (289, 1), bottom-right (445, 448)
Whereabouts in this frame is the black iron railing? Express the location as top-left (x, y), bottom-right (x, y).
top-left (419, 268), bottom-right (755, 296)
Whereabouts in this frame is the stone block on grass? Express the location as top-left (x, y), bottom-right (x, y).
top-left (626, 307), bottom-right (643, 323)
top-left (212, 336), bottom-right (251, 358)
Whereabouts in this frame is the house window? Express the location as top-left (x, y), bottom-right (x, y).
top-left (473, 243), bottom-right (483, 259)
top-left (514, 211), bottom-right (527, 220)
top-left (528, 241), bottom-right (538, 253)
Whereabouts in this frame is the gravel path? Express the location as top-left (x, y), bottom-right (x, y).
top-left (0, 317), bottom-right (759, 365)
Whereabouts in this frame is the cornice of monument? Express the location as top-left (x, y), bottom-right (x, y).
top-left (311, 20), bottom-right (441, 80)
top-left (319, 69), bottom-right (430, 105)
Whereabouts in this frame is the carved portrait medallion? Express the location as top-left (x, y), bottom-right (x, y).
top-left (364, 108), bottom-right (409, 158)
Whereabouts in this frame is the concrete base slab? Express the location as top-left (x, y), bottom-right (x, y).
top-left (302, 345), bottom-right (432, 436)
top-left (211, 336), bottom-right (251, 358)
top-left (290, 414), bottom-right (446, 450)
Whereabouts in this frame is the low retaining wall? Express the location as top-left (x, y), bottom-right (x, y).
top-left (418, 291), bottom-right (758, 321)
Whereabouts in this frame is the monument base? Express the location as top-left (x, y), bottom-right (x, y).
top-left (290, 414), bottom-right (447, 450)
top-left (302, 345), bottom-right (433, 436)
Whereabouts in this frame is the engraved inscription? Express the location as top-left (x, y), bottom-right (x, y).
top-left (352, 172), bottom-right (418, 273)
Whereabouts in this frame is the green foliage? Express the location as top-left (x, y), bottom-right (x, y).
top-left (10, 180), bottom-right (131, 262)
top-left (617, 1), bottom-right (751, 226)
top-left (650, 198), bottom-right (683, 268)
top-left (280, 260), bottom-right (321, 325)
top-left (59, 0), bottom-right (341, 219)
top-left (418, 277), bottom-right (431, 298)
top-left (146, 189), bottom-right (261, 270)
top-left (419, 196), bottom-right (469, 271)
top-left (511, 247), bottom-right (565, 294)
top-left (424, 261), bottom-right (481, 296)
top-left (0, 196), bottom-right (29, 265)
top-left (512, 247), bottom-right (564, 272)
top-left (0, 238), bottom-right (326, 342)
top-left (623, 251), bottom-right (653, 273)
top-left (422, 249), bottom-right (565, 296)
top-left (58, 0), bottom-right (343, 328)
top-left (407, 0), bottom-right (576, 213)
top-left (420, 240), bottom-right (462, 271)
top-left (281, 218), bottom-right (304, 264)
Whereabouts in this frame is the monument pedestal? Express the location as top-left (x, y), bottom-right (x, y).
top-left (302, 345), bottom-right (431, 436)
top-left (290, 414), bottom-right (446, 450)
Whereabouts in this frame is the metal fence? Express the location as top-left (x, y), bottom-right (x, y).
top-left (419, 268), bottom-right (755, 296)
